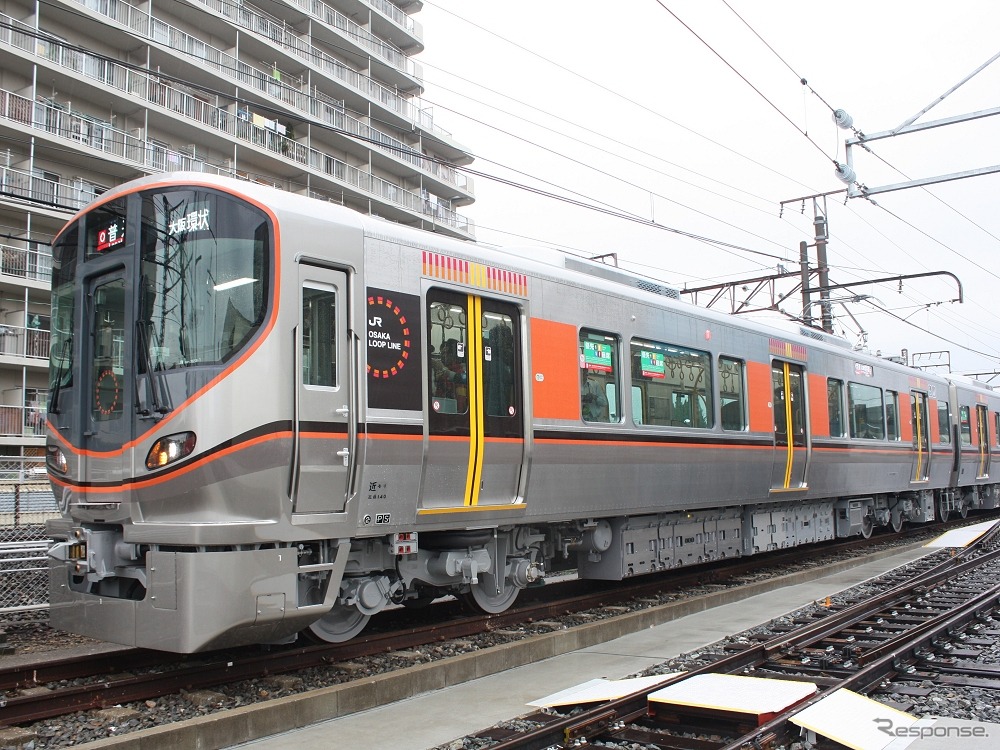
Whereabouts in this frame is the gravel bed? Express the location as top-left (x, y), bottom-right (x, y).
top-left (436, 542), bottom-right (1000, 750)
top-left (0, 525), bottom-right (978, 748)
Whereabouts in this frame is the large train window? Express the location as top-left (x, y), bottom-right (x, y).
top-left (885, 390), bottom-right (900, 441)
top-left (995, 412), bottom-right (1000, 446)
top-left (960, 406), bottom-right (972, 445)
top-left (827, 379), bottom-right (845, 437)
top-left (938, 401), bottom-right (951, 443)
top-left (139, 189), bottom-right (269, 368)
top-left (719, 356), bottom-right (745, 431)
top-left (580, 329), bottom-right (618, 423)
top-left (49, 224), bottom-right (78, 400)
top-left (629, 338), bottom-right (712, 428)
top-left (429, 299), bottom-right (468, 414)
top-left (848, 382), bottom-right (884, 439)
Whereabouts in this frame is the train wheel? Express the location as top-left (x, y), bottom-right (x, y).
top-left (891, 510), bottom-right (904, 533)
top-left (938, 499), bottom-right (950, 522)
top-left (462, 582), bottom-right (520, 614)
top-left (860, 514), bottom-right (874, 539)
top-left (959, 501), bottom-right (970, 519)
top-left (305, 605), bottom-right (370, 643)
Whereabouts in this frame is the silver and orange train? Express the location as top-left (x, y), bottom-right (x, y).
top-left (44, 173), bottom-right (1000, 652)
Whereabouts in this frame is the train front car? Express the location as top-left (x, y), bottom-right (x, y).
top-left (44, 174), bottom-right (357, 652)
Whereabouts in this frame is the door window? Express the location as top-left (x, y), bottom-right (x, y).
top-left (90, 278), bottom-right (126, 422)
top-left (429, 299), bottom-right (468, 415)
top-left (302, 286), bottom-right (337, 388)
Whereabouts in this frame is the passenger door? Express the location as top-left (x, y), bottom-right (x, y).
top-left (80, 270), bottom-right (131, 485)
top-left (292, 263), bottom-right (352, 514)
top-left (770, 361), bottom-right (808, 491)
top-left (423, 289), bottom-right (524, 509)
top-left (910, 390), bottom-right (930, 482)
top-left (976, 404), bottom-right (990, 479)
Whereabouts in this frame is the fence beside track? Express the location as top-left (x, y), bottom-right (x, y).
top-left (0, 480), bottom-right (58, 615)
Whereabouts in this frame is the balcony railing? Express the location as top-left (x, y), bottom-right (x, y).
top-left (0, 80), bottom-right (472, 234)
top-left (0, 325), bottom-right (49, 361)
top-left (0, 405), bottom-right (45, 439)
top-left (2, 9), bottom-right (466, 194)
top-left (367, 0), bottom-right (421, 38)
top-left (68, 0), bottom-right (445, 137)
top-left (191, 0), bottom-right (408, 72)
top-left (0, 241), bottom-right (53, 285)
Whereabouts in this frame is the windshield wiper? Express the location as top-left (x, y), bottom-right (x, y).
top-left (48, 338), bottom-right (72, 415)
top-left (135, 320), bottom-right (172, 418)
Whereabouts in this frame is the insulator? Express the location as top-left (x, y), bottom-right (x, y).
top-left (834, 162), bottom-right (856, 184)
top-left (832, 108), bottom-right (854, 129)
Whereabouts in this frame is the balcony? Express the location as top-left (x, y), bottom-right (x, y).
top-left (63, 0), bottom-right (438, 133)
top-left (0, 85), bottom-right (475, 236)
top-left (0, 326), bottom-right (50, 362)
top-left (0, 405), bottom-right (45, 439)
top-left (0, 8), bottom-right (472, 196)
top-left (0, 241), bottom-right (53, 286)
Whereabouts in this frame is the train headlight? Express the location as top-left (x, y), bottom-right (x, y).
top-left (146, 432), bottom-right (197, 470)
top-left (46, 444), bottom-right (68, 475)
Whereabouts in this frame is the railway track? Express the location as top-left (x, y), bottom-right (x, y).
top-left (0, 518), bottom-right (989, 735)
top-left (449, 522), bottom-right (1000, 749)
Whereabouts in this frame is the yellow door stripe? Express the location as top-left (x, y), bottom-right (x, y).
top-left (462, 295), bottom-right (486, 505)
top-left (783, 364), bottom-right (794, 488)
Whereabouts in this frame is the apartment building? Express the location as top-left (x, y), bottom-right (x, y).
top-left (0, 0), bottom-right (475, 475)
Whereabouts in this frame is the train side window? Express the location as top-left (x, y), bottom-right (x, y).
top-left (995, 412), bottom-right (1000, 446)
top-left (827, 378), bottom-right (845, 437)
top-left (960, 406), bottom-right (972, 445)
top-left (580, 329), bottom-right (619, 423)
top-left (937, 401), bottom-right (951, 444)
top-left (302, 285), bottom-right (337, 387)
top-left (719, 356), bottom-right (746, 431)
top-left (885, 390), bottom-right (899, 441)
top-left (482, 311), bottom-right (515, 418)
top-left (429, 300), bottom-right (468, 414)
top-left (630, 338), bottom-right (713, 428)
top-left (848, 382), bottom-right (884, 439)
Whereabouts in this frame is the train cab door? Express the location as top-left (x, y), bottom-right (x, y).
top-left (292, 263), bottom-right (352, 514)
top-left (976, 404), bottom-right (990, 479)
top-left (424, 289), bottom-right (524, 509)
top-left (910, 390), bottom-right (931, 482)
top-left (79, 270), bottom-right (132, 484)
top-left (770, 360), bottom-right (808, 491)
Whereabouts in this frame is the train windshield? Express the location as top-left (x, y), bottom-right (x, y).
top-left (48, 225), bottom-right (79, 409)
top-left (139, 189), bottom-right (269, 368)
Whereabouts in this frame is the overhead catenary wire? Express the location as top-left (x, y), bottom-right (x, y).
top-left (15, 3), bottom-right (999, 367)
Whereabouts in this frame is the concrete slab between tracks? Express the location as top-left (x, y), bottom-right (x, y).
top-left (74, 543), bottom-right (936, 750)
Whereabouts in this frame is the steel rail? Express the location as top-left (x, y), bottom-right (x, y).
top-left (0, 519), bottom-right (986, 728)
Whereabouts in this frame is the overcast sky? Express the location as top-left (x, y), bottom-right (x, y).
top-left (412, 0), bottom-right (1000, 377)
